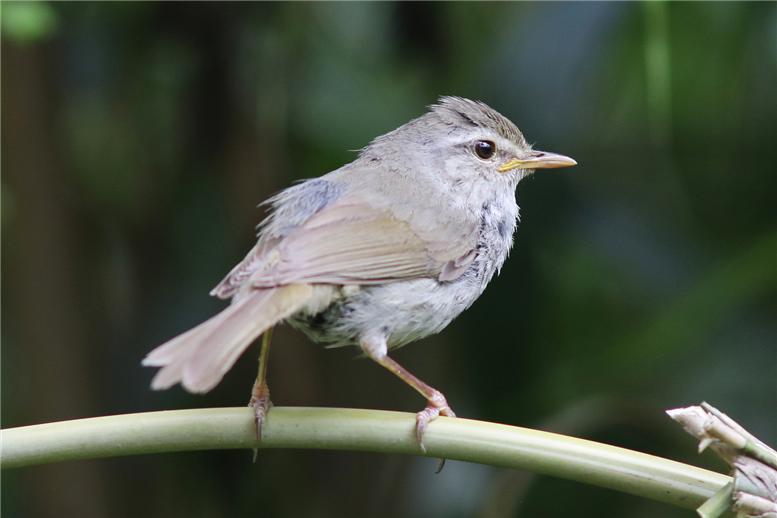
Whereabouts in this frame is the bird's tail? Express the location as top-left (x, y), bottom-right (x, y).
top-left (142, 284), bottom-right (313, 393)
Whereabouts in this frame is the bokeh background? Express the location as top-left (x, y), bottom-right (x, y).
top-left (2, 2), bottom-right (775, 517)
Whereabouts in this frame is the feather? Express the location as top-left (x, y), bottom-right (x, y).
top-left (209, 239), bottom-right (280, 299)
top-left (142, 284), bottom-right (313, 393)
top-left (250, 202), bottom-right (477, 287)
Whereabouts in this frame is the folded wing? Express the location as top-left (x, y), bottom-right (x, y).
top-left (248, 199), bottom-right (478, 287)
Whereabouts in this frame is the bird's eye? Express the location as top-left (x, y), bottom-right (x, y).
top-left (474, 140), bottom-right (496, 160)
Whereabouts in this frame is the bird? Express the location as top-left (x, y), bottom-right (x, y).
top-left (142, 96), bottom-right (576, 447)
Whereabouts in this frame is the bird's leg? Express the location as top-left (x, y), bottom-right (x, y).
top-left (377, 355), bottom-right (456, 448)
top-left (248, 327), bottom-right (274, 442)
top-left (360, 334), bottom-right (455, 452)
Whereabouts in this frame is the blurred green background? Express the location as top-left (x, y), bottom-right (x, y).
top-left (2, 2), bottom-right (775, 517)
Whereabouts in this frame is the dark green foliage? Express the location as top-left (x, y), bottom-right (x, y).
top-left (2, 2), bottom-right (774, 517)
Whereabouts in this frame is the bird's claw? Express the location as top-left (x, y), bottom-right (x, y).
top-left (248, 381), bottom-right (272, 442)
top-left (415, 390), bottom-right (456, 452)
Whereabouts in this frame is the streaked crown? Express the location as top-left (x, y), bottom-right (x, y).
top-left (431, 96), bottom-right (528, 149)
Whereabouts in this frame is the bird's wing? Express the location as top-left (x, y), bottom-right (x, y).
top-left (249, 198), bottom-right (479, 287)
top-left (210, 238), bottom-right (279, 298)
top-left (211, 177), bottom-right (341, 298)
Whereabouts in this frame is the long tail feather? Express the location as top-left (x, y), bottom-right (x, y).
top-left (142, 284), bottom-right (313, 393)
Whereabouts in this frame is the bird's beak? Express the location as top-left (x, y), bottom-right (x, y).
top-left (498, 151), bottom-right (577, 173)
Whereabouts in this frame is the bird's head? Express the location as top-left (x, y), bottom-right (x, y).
top-left (424, 96), bottom-right (577, 183)
top-left (358, 96), bottom-right (576, 196)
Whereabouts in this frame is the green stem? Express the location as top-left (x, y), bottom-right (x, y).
top-left (1, 407), bottom-right (729, 508)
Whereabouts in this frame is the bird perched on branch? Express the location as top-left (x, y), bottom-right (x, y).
top-left (143, 96), bottom-right (576, 447)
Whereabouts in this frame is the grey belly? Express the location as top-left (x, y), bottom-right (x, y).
top-left (287, 272), bottom-right (486, 350)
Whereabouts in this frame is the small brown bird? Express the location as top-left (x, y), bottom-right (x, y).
top-left (143, 97), bottom-right (575, 445)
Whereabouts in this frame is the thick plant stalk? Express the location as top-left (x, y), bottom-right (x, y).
top-left (668, 402), bottom-right (777, 517)
top-left (1, 407), bottom-right (728, 509)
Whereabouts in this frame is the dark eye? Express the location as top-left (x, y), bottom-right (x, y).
top-left (474, 140), bottom-right (496, 160)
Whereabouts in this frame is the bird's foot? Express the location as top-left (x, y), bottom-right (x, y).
top-left (248, 381), bottom-right (272, 463)
top-left (415, 389), bottom-right (456, 452)
top-left (248, 381), bottom-right (272, 441)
